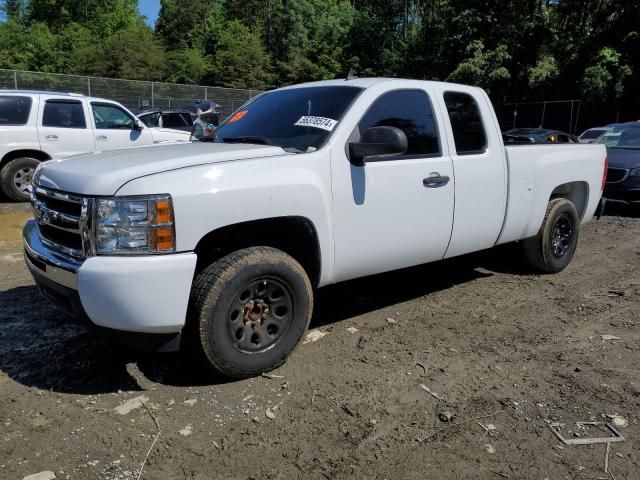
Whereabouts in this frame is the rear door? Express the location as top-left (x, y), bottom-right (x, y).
top-left (437, 89), bottom-right (508, 258)
top-left (37, 96), bottom-right (95, 159)
top-left (331, 86), bottom-right (455, 282)
top-left (0, 95), bottom-right (40, 154)
top-left (161, 112), bottom-right (193, 132)
top-left (90, 102), bottom-right (153, 150)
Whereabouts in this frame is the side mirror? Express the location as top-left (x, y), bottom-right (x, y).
top-left (134, 119), bottom-right (145, 130)
top-left (349, 126), bottom-right (408, 166)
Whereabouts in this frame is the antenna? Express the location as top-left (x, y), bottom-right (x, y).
top-left (346, 69), bottom-right (358, 81)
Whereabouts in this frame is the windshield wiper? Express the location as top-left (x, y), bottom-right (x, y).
top-left (222, 136), bottom-right (274, 146)
top-left (608, 146), bottom-right (640, 150)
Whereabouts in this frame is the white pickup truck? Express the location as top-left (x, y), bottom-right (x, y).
top-left (0, 91), bottom-right (190, 201)
top-left (23, 78), bottom-right (607, 378)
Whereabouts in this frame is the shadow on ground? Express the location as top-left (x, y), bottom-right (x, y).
top-left (0, 243), bottom-right (529, 394)
top-left (603, 202), bottom-right (640, 218)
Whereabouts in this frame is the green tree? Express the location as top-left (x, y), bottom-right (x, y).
top-left (272, 0), bottom-right (355, 84)
top-left (2, 0), bottom-right (26, 20)
top-left (211, 20), bottom-right (274, 89)
top-left (581, 47), bottom-right (632, 102)
top-left (164, 48), bottom-right (212, 84)
top-left (156, 0), bottom-right (221, 52)
top-left (26, 0), bottom-right (138, 35)
top-left (528, 55), bottom-right (559, 90)
top-left (447, 41), bottom-right (511, 95)
top-left (84, 20), bottom-right (165, 80)
top-left (0, 19), bottom-right (58, 71)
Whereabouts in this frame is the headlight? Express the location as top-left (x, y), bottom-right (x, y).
top-left (630, 168), bottom-right (640, 177)
top-left (95, 195), bottom-right (175, 255)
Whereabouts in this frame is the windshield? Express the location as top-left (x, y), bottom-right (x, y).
top-left (596, 124), bottom-right (640, 149)
top-left (213, 86), bottom-right (363, 152)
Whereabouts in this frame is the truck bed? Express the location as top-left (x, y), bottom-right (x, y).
top-left (497, 143), bottom-right (607, 245)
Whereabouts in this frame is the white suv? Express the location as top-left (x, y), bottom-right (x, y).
top-left (0, 90), bottom-right (189, 201)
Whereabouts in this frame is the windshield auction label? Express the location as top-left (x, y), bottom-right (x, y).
top-left (294, 116), bottom-right (338, 131)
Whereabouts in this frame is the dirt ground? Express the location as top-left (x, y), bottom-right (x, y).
top-left (1, 201), bottom-right (639, 480)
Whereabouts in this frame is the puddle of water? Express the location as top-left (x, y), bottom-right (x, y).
top-left (0, 210), bottom-right (33, 243)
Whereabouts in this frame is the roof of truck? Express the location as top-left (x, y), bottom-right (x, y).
top-left (278, 77), bottom-right (479, 91)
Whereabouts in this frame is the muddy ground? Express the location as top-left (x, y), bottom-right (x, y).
top-left (1, 201), bottom-right (639, 480)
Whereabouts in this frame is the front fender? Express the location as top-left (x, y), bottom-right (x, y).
top-left (116, 152), bottom-right (335, 286)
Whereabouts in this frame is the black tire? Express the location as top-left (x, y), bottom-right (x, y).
top-left (522, 198), bottom-right (580, 273)
top-left (187, 247), bottom-right (313, 378)
top-left (0, 157), bottom-right (40, 202)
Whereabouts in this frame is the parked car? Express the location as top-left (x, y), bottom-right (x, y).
top-left (24, 78), bottom-right (606, 378)
top-left (0, 90), bottom-right (190, 201)
top-left (578, 127), bottom-right (610, 143)
top-left (137, 108), bottom-right (195, 133)
top-left (596, 122), bottom-right (640, 206)
top-left (503, 128), bottom-right (580, 144)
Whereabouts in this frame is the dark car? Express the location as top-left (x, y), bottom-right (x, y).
top-left (503, 128), bottom-right (580, 144)
top-left (597, 122), bottom-right (640, 206)
top-left (137, 108), bottom-right (195, 132)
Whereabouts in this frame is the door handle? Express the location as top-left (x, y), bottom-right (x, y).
top-left (423, 173), bottom-right (450, 188)
top-left (45, 135), bottom-right (58, 141)
top-left (96, 135), bottom-right (108, 141)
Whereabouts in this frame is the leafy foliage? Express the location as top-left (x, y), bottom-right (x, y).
top-left (0, 0), bottom-right (637, 112)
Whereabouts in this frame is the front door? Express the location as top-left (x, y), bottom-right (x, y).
top-left (90, 102), bottom-right (153, 150)
top-left (330, 88), bottom-right (455, 282)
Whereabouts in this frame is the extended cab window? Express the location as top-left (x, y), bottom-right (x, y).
top-left (444, 92), bottom-right (487, 155)
top-left (92, 103), bottom-right (135, 129)
top-left (42, 100), bottom-right (86, 129)
top-left (357, 90), bottom-right (440, 157)
top-left (0, 96), bottom-right (32, 125)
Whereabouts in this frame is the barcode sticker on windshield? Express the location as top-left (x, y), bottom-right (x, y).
top-left (295, 116), bottom-right (338, 131)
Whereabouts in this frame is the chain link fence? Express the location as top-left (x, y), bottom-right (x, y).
top-left (0, 69), bottom-right (259, 120)
top-left (495, 99), bottom-right (639, 135)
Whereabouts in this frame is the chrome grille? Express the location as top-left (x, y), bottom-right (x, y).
top-left (31, 186), bottom-right (93, 259)
top-left (606, 167), bottom-right (628, 183)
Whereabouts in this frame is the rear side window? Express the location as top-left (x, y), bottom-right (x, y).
top-left (42, 100), bottom-right (86, 129)
top-left (0, 96), bottom-right (32, 125)
top-left (444, 92), bottom-right (487, 155)
top-left (163, 113), bottom-right (191, 128)
top-left (140, 112), bottom-right (160, 127)
top-left (358, 89), bottom-right (440, 157)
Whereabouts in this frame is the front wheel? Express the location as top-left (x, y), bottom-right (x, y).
top-left (0, 157), bottom-right (40, 202)
top-left (522, 198), bottom-right (580, 273)
top-left (187, 247), bottom-right (313, 378)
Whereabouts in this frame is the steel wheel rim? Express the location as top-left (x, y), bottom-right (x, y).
top-left (550, 213), bottom-right (573, 258)
top-left (13, 167), bottom-right (35, 194)
top-left (226, 277), bottom-right (294, 354)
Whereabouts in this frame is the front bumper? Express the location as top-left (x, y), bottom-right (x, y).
top-left (23, 219), bottom-right (198, 349)
top-left (604, 176), bottom-right (640, 205)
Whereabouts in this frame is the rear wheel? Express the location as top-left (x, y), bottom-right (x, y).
top-left (522, 198), bottom-right (579, 273)
top-left (0, 157), bottom-right (40, 202)
top-left (187, 247), bottom-right (313, 378)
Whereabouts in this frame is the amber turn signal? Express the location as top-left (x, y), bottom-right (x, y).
top-left (154, 199), bottom-right (173, 224)
top-left (151, 227), bottom-right (175, 251)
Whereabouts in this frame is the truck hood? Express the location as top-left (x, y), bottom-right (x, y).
top-left (606, 147), bottom-right (640, 169)
top-left (34, 142), bottom-right (287, 196)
